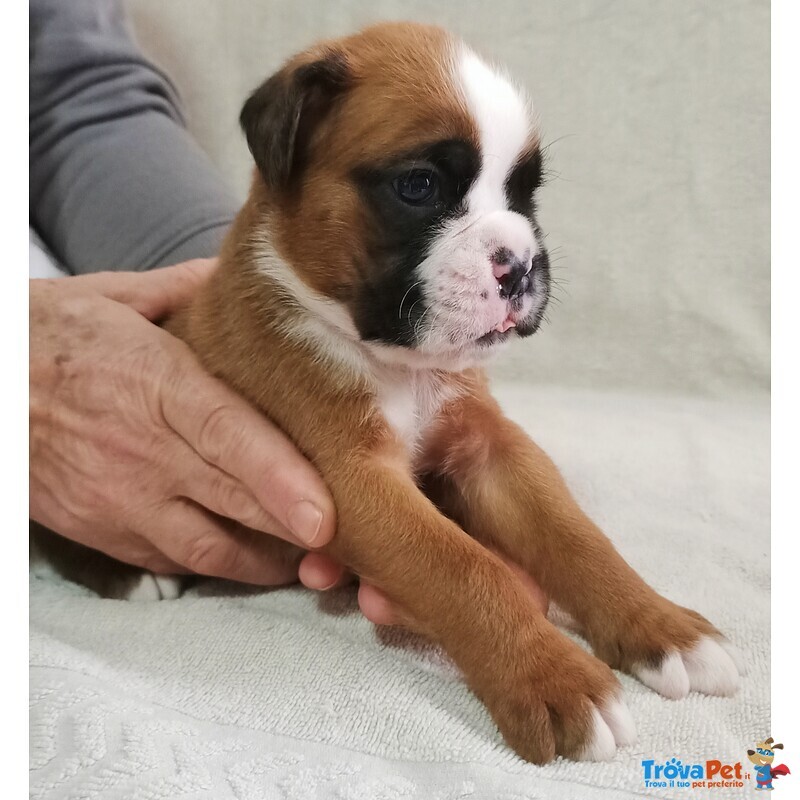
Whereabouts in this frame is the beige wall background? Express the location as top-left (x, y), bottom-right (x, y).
top-left (127, 0), bottom-right (769, 399)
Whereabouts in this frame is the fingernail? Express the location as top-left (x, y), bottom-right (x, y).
top-left (287, 500), bottom-right (324, 546)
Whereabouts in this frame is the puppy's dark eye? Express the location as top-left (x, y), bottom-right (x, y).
top-left (393, 170), bottom-right (438, 205)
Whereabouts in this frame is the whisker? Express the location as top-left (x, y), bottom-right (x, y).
top-left (397, 280), bottom-right (422, 320)
top-left (413, 305), bottom-right (434, 341)
top-left (406, 296), bottom-right (423, 330)
top-left (540, 132), bottom-right (577, 152)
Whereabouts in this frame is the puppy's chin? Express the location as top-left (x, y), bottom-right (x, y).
top-left (414, 298), bottom-right (548, 372)
top-left (364, 339), bottom-right (504, 372)
top-left (363, 305), bottom-right (545, 373)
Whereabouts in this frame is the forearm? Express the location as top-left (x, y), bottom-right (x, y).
top-left (29, 0), bottom-right (239, 272)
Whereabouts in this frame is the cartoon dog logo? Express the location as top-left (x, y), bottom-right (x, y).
top-left (747, 738), bottom-right (791, 790)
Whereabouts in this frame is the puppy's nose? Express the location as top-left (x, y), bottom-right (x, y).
top-left (492, 247), bottom-right (531, 301)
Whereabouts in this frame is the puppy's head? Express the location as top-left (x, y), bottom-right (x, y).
top-left (241, 22), bottom-right (549, 369)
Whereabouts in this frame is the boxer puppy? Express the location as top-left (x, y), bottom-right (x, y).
top-left (34, 22), bottom-right (743, 764)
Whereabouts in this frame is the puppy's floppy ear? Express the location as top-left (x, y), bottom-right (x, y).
top-left (240, 49), bottom-right (351, 190)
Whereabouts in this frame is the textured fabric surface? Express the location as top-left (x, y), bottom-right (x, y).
top-left (123, 0), bottom-right (769, 399)
top-left (30, 387), bottom-right (769, 799)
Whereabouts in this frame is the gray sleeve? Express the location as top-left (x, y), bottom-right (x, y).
top-left (29, 0), bottom-right (239, 273)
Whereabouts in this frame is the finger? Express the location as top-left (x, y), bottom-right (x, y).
top-left (149, 499), bottom-right (301, 586)
top-left (72, 259), bottom-right (218, 320)
top-left (160, 367), bottom-right (336, 549)
top-left (172, 439), bottom-right (296, 540)
top-left (358, 584), bottom-right (402, 626)
top-left (133, 549), bottom-right (190, 576)
top-left (33, 509), bottom-right (189, 577)
top-left (298, 552), bottom-right (349, 590)
top-left (122, 539), bottom-right (191, 575)
top-left (98, 528), bottom-right (190, 575)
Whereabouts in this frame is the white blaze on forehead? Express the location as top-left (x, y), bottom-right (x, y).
top-left (458, 48), bottom-right (534, 212)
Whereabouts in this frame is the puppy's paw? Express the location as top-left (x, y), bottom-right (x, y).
top-left (579, 695), bottom-right (637, 760)
top-left (482, 632), bottom-right (635, 764)
top-left (594, 598), bottom-right (743, 699)
top-left (125, 573), bottom-right (184, 602)
top-left (632, 634), bottom-right (741, 699)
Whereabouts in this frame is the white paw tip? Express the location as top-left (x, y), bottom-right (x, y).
top-left (126, 573), bottom-right (182, 602)
top-left (683, 636), bottom-right (740, 696)
top-left (718, 639), bottom-right (747, 676)
top-left (600, 696), bottom-right (637, 747)
top-left (153, 575), bottom-right (182, 600)
top-left (127, 574), bottom-right (162, 602)
top-left (579, 707), bottom-right (617, 762)
top-left (634, 652), bottom-right (690, 700)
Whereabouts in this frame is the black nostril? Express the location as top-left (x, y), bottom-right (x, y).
top-left (498, 257), bottom-right (531, 300)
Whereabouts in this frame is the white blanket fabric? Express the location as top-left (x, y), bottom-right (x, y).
top-left (30, 386), bottom-right (769, 799)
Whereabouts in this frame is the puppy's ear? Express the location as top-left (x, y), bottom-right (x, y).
top-left (240, 50), bottom-right (351, 190)
top-left (773, 743), bottom-right (784, 750)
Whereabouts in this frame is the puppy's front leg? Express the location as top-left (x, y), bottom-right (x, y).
top-left (323, 455), bottom-right (631, 764)
top-left (422, 378), bottom-right (743, 700)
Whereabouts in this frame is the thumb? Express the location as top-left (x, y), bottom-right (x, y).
top-left (71, 259), bottom-right (218, 320)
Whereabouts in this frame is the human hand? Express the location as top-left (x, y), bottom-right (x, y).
top-left (30, 260), bottom-right (337, 585)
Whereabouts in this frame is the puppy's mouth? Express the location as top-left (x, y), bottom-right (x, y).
top-left (475, 313), bottom-right (518, 346)
top-left (476, 329), bottom-right (513, 346)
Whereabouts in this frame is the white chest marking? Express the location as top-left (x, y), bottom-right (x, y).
top-left (377, 369), bottom-right (457, 455)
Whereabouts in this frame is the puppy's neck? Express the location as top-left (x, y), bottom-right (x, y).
top-left (234, 212), bottom-right (472, 455)
top-left (235, 207), bottom-right (468, 385)
top-left (247, 235), bottom-right (453, 383)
